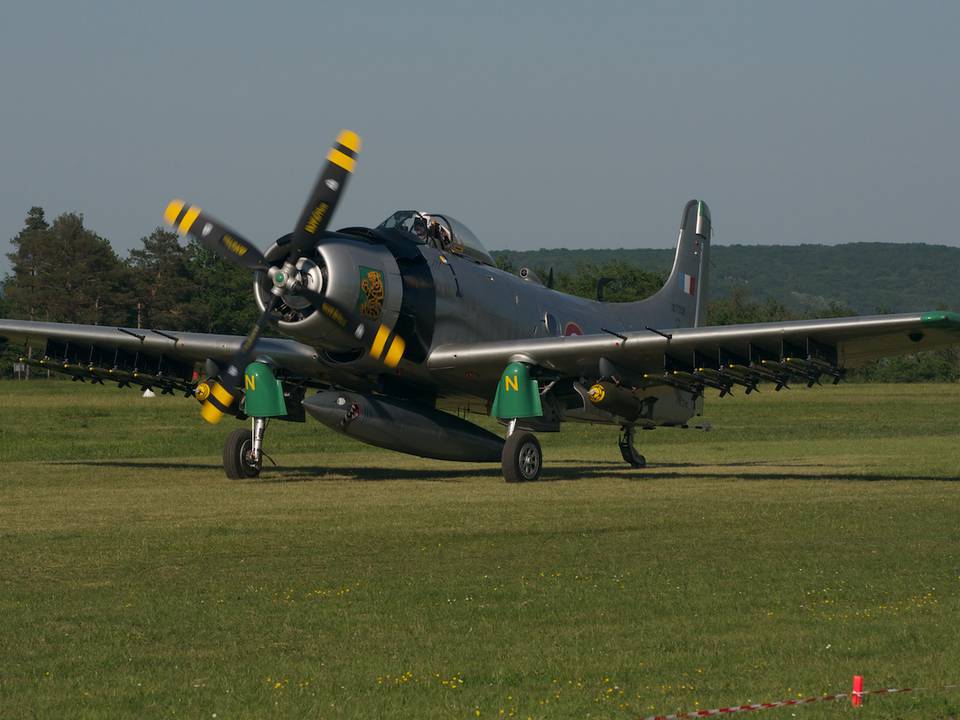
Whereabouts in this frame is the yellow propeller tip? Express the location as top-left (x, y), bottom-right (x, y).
top-left (336, 130), bottom-right (361, 153)
top-left (163, 199), bottom-right (186, 226)
top-left (200, 401), bottom-right (225, 425)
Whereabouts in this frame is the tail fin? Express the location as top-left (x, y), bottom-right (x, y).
top-left (617, 199), bottom-right (711, 329)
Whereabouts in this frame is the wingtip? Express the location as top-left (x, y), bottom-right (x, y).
top-left (921, 311), bottom-right (960, 329)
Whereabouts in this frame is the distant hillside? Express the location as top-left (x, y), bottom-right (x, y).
top-left (492, 243), bottom-right (960, 314)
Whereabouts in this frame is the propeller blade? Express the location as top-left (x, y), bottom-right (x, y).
top-left (291, 287), bottom-right (403, 367)
top-left (287, 129), bottom-right (362, 258)
top-left (164, 199), bottom-right (268, 271)
top-left (197, 296), bottom-right (279, 424)
top-left (291, 287), bottom-right (365, 341)
top-left (366, 322), bottom-right (406, 369)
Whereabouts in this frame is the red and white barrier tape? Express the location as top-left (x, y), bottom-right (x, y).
top-left (640, 683), bottom-right (960, 720)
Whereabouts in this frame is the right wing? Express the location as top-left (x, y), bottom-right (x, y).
top-left (0, 319), bottom-right (322, 393)
top-left (428, 311), bottom-right (960, 394)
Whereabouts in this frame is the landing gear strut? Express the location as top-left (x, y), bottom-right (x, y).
top-left (223, 417), bottom-right (267, 479)
top-left (618, 425), bottom-right (646, 468)
top-left (501, 420), bottom-right (543, 483)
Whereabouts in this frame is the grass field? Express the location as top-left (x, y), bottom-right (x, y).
top-left (1, 381), bottom-right (959, 719)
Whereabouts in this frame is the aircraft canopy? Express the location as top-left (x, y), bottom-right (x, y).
top-left (378, 211), bottom-right (494, 266)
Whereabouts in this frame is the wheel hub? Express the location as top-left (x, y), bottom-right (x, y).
top-left (518, 442), bottom-right (540, 479)
top-left (240, 439), bottom-right (261, 472)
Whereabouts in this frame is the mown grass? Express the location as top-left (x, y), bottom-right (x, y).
top-left (0, 381), bottom-right (958, 719)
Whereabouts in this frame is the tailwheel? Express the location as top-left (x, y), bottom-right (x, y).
top-left (223, 427), bottom-right (262, 479)
top-left (502, 431), bottom-right (542, 483)
top-left (618, 425), bottom-right (646, 468)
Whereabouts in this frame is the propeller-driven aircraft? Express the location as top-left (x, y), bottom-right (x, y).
top-left (3, 130), bottom-right (959, 482)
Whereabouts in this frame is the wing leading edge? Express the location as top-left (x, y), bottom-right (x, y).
top-left (428, 312), bottom-right (960, 391)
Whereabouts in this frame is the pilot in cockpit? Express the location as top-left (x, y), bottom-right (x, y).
top-left (427, 218), bottom-right (451, 249)
top-left (412, 214), bottom-right (428, 239)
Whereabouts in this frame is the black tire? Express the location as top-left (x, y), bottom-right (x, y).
top-left (619, 427), bottom-right (646, 468)
top-left (501, 431), bottom-right (542, 483)
top-left (223, 428), bottom-right (261, 479)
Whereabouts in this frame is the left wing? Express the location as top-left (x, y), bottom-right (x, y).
top-left (0, 320), bottom-right (322, 392)
top-left (427, 311), bottom-right (960, 392)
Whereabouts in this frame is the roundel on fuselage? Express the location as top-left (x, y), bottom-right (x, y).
top-left (564, 322), bottom-right (583, 336)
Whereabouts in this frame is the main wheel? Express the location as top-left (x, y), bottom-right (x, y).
top-left (618, 426), bottom-right (646, 468)
top-left (501, 431), bottom-right (542, 483)
top-left (223, 428), bottom-right (261, 479)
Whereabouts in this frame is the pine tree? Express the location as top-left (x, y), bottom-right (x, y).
top-left (43, 213), bottom-right (132, 325)
top-left (5, 207), bottom-right (52, 321)
top-left (6, 210), bottom-right (132, 325)
top-left (127, 228), bottom-right (194, 329)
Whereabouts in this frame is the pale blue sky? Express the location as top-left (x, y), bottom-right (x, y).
top-left (2, 1), bottom-right (958, 276)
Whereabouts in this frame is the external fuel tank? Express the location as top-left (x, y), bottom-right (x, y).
top-left (303, 389), bottom-right (503, 462)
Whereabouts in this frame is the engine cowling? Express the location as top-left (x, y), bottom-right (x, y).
top-left (253, 232), bottom-right (403, 351)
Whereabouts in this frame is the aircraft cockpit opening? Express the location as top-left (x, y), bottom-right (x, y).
top-left (378, 210), bottom-right (495, 266)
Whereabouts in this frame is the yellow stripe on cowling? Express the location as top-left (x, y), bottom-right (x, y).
top-left (200, 400), bottom-right (225, 424)
top-left (211, 382), bottom-right (234, 407)
top-left (336, 129), bottom-right (362, 153)
top-left (370, 325), bottom-right (390, 359)
top-left (326, 148), bottom-right (356, 172)
top-left (383, 335), bottom-right (406, 368)
top-left (179, 206), bottom-right (202, 234)
top-left (164, 199), bottom-right (185, 226)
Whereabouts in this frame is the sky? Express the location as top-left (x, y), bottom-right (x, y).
top-left (2, 1), bottom-right (959, 277)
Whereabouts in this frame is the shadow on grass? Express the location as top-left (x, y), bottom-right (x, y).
top-left (629, 470), bottom-right (957, 482)
top-left (60, 458), bottom-right (956, 483)
top-left (259, 460), bottom-right (958, 483)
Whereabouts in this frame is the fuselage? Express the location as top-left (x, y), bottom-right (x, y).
top-left (255, 227), bottom-right (648, 386)
top-left (250, 217), bottom-right (704, 430)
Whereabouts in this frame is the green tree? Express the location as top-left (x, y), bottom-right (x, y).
top-left (4, 207), bottom-right (52, 321)
top-left (851, 351), bottom-right (959, 383)
top-left (0, 280), bottom-right (17, 377)
top-left (182, 239), bottom-right (258, 334)
top-left (127, 228), bottom-right (194, 329)
top-left (44, 213), bottom-right (132, 325)
top-left (554, 261), bottom-right (664, 302)
top-left (4, 209), bottom-right (131, 375)
top-left (7, 210), bottom-right (132, 325)
top-left (707, 287), bottom-right (793, 325)
top-left (813, 300), bottom-right (857, 319)
top-left (494, 253), bottom-right (516, 274)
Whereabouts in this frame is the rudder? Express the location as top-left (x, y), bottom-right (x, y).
top-left (616, 199), bottom-right (711, 329)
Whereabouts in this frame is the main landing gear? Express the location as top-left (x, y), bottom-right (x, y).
top-left (501, 420), bottom-right (543, 483)
top-left (618, 425), bottom-right (646, 468)
top-left (500, 423), bottom-right (646, 482)
top-left (223, 417), bottom-right (267, 479)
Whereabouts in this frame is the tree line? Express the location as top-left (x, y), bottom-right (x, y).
top-left (494, 243), bottom-right (960, 316)
top-left (1, 207), bottom-right (956, 381)
top-left (3, 207), bottom-right (257, 334)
